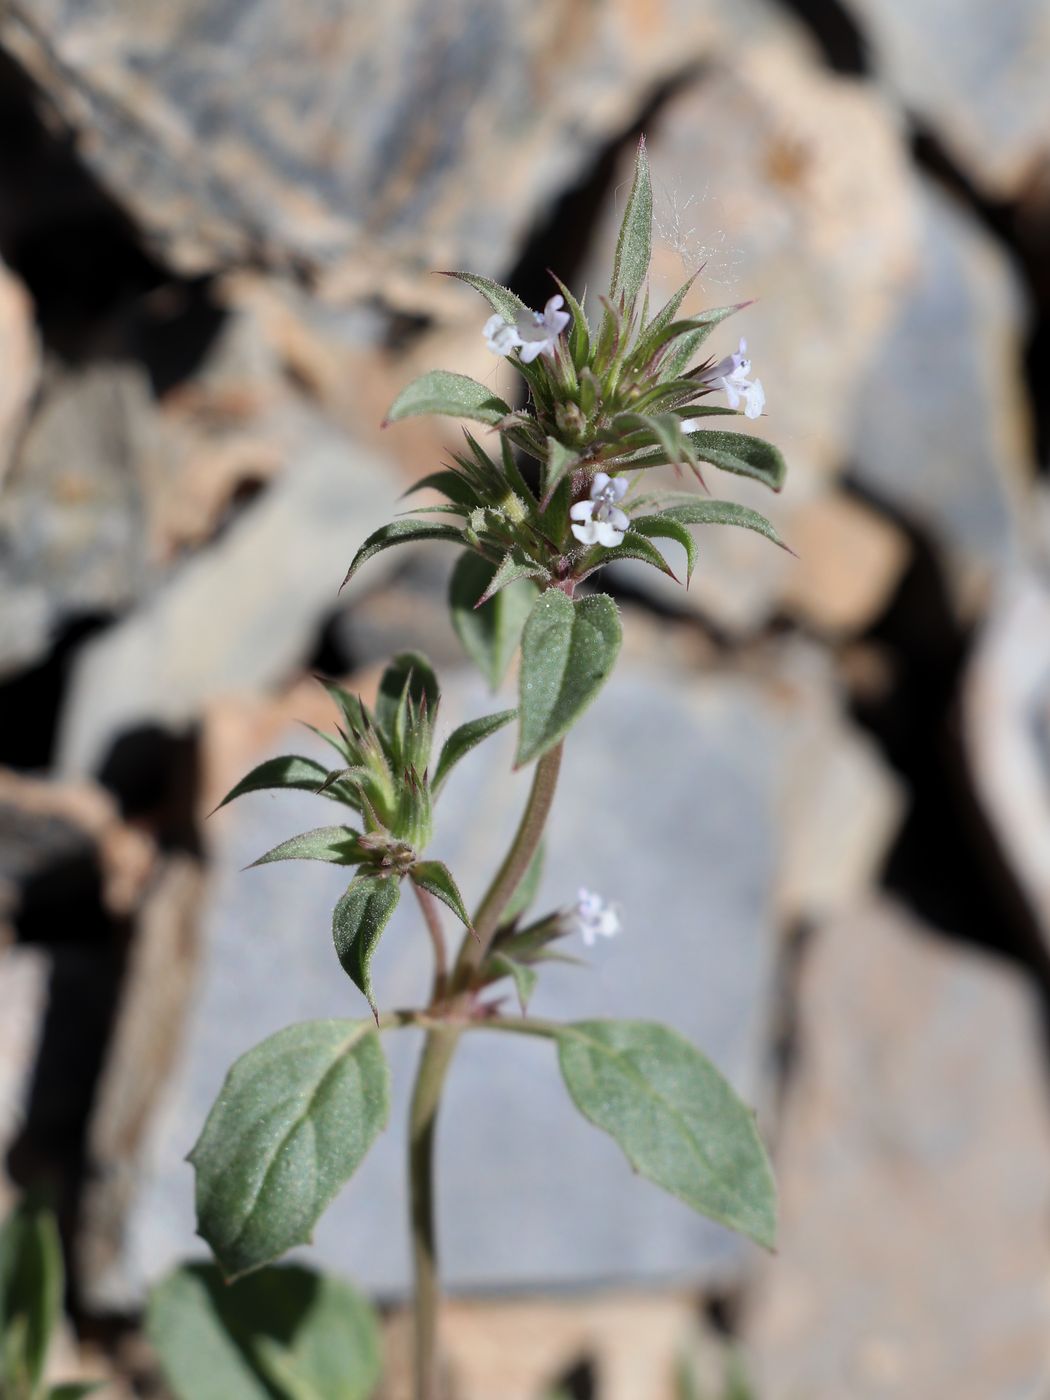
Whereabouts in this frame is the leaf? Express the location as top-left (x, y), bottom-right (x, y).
top-left (341, 519), bottom-right (464, 590)
top-left (439, 270), bottom-right (528, 322)
top-left (248, 826), bottom-right (365, 869)
top-left (189, 1020), bottom-right (390, 1280)
top-left (542, 437), bottom-right (579, 507)
top-left (609, 136), bottom-right (652, 311)
top-left (375, 652), bottom-right (439, 746)
top-left (332, 873), bottom-right (402, 1017)
top-left (577, 530), bottom-right (680, 584)
top-left (449, 552), bottom-right (539, 689)
top-left (0, 1200), bottom-right (62, 1397)
top-left (629, 515), bottom-right (699, 584)
top-left (488, 953), bottom-right (538, 1013)
top-left (147, 1262), bottom-right (381, 1400)
top-left (658, 501), bottom-right (789, 551)
top-left (213, 755), bottom-right (332, 814)
top-left (404, 468), bottom-right (479, 508)
top-left (660, 304), bottom-right (746, 378)
top-left (516, 592), bottom-right (622, 766)
top-left (384, 370), bottom-right (511, 427)
top-left (555, 1020), bottom-right (776, 1248)
top-left (684, 430), bottom-right (787, 492)
top-left (47, 1386), bottom-right (104, 1399)
top-left (432, 709), bottom-right (516, 792)
top-left (550, 275), bottom-right (590, 369)
top-left (410, 861), bottom-right (472, 931)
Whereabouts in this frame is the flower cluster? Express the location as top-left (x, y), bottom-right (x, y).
top-left (484, 294), bottom-right (570, 363)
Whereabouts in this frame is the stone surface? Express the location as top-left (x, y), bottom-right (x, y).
top-left (743, 899), bottom-right (1050, 1399)
top-left (0, 256), bottom-right (38, 484)
top-left (0, 363), bottom-right (165, 678)
top-left (962, 571), bottom-right (1050, 952)
top-left (589, 47), bottom-right (916, 633)
top-left (0, 945), bottom-right (50, 1200)
top-left (0, 0), bottom-right (809, 295)
top-left (843, 0), bottom-right (1050, 201)
top-left (55, 410), bottom-right (408, 777)
top-left (81, 642), bottom-right (899, 1306)
top-left (851, 178), bottom-right (1035, 613)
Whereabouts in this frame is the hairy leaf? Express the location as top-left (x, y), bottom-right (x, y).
top-left (410, 860), bottom-right (472, 930)
top-left (0, 1199), bottom-right (62, 1397)
top-left (248, 826), bottom-right (364, 869)
top-left (432, 709), bottom-right (516, 792)
top-left (449, 553), bottom-right (539, 689)
top-left (609, 136), bottom-right (652, 311)
top-left (578, 530), bottom-right (680, 584)
top-left (629, 515), bottom-right (699, 583)
top-left (440, 270), bottom-right (528, 322)
top-left (659, 500), bottom-right (789, 551)
top-left (332, 873), bottom-right (402, 1017)
top-left (684, 430), bottom-right (786, 492)
top-left (488, 953), bottom-right (538, 1013)
top-left (555, 1020), bottom-right (776, 1248)
top-left (516, 592), bottom-right (622, 766)
top-left (148, 1261), bottom-right (381, 1400)
top-left (341, 519), bottom-right (464, 589)
top-left (213, 755), bottom-right (332, 814)
top-left (189, 1021), bottom-right (389, 1281)
top-left (384, 370), bottom-right (511, 427)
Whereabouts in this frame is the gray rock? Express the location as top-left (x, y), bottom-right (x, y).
top-left (0, 947), bottom-right (50, 1198)
top-left (842, 0), bottom-right (1050, 201)
top-left (0, 364), bottom-right (163, 678)
top-left (962, 570), bottom-right (1050, 954)
top-left (0, 0), bottom-right (805, 291)
top-left (55, 410), bottom-right (407, 777)
top-left (81, 645), bottom-right (899, 1306)
top-left (851, 178), bottom-right (1034, 611)
top-left (744, 899), bottom-right (1050, 1400)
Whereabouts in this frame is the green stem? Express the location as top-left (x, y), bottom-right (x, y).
top-left (406, 741), bottom-right (564, 1399)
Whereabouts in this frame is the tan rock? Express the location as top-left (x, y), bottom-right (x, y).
top-left (0, 256), bottom-right (38, 484)
top-left (780, 492), bottom-right (910, 636)
top-left (744, 899), bottom-right (1050, 1400)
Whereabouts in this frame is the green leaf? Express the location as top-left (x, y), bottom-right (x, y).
top-left (332, 873), bottom-right (402, 1017)
top-left (432, 709), bottom-right (516, 792)
top-left (147, 1262), bottom-right (381, 1400)
top-left (47, 1386), bottom-right (104, 1399)
top-left (449, 552), bottom-right (539, 689)
top-left (609, 136), bottom-right (652, 311)
top-left (213, 755), bottom-right (332, 814)
top-left (488, 953), bottom-right (538, 1013)
top-left (410, 860), bottom-right (472, 931)
top-left (248, 826), bottom-right (364, 869)
top-left (189, 1020), bottom-right (390, 1280)
top-left (384, 370), bottom-right (511, 427)
top-left (659, 501), bottom-right (789, 551)
top-left (578, 530), bottom-right (680, 584)
top-left (629, 515), bottom-right (699, 584)
top-left (439, 270), bottom-right (528, 322)
top-left (555, 1020), bottom-right (776, 1249)
top-left (516, 592), bottom-right (622, 766)
top-left (684, 430), bottom-right (786, 492)
top-left (550, 275), bottom-right (590, 369)
top-left (0, 1200), bottom-right (62, 1397)
top-left (542, 437), bottom-right (579, 506)
top-left (341, 519), bottom-right (464, 590)
top-left (404, 468), bottom-right (478, 508)
top-left (375, 652), bottom-right (439, 746)
top-left (659, 304), bottom-right (746, 379)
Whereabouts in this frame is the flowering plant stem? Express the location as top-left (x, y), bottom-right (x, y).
top-left (408, 741), bottom-right (564, 1397)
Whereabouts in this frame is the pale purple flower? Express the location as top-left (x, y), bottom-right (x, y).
top-left (570, 471), bottom-right (629, 548)
top-left (483, 295), bottom-right (570, 363)
top-left (690, 338), bottom-right (765, 420)
top-left (570, 887), bottom-right (621, 947)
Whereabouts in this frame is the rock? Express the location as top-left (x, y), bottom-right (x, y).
top-left (0, 946), bottom-right (50, 1208)
top-left (842, 0), bottom-right (1050, 201)
top-left (588, 46), bottom-right (916, 633)
top-left (743, 899), bottom-right (1050, 1400)
top-left (54, 410), bottom-right (409, 777)
top-left (80, 637), bottom-right (899, 1306)
top-left (962, 571), bottom-right (1050, 954)
top-left (0, 257), bottom-right (38, 484)
top-left (0, 0), bottom-right (808, 294)
top-left (0, 363), bottom-right (166, 678)
top-left (851, 178), bottom-right (1035, 614)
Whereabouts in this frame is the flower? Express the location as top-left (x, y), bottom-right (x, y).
top-left (693, 338), bottom-right (765, 420)
top-left (570, 887), bottom-right (621, 947)
top-left (570, 472), bottom-right (629, 548)
top-left (482, 295), bottom-right (570, 363)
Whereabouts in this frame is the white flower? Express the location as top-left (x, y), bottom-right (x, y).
top-left (482, 295), bottom-right (570, 363)
top-left (570, 887), bottom-right (621, 947)
top-left (570, 471), bottom-right (629, 548)
top-left (694, 338), bottom-right (765, 420)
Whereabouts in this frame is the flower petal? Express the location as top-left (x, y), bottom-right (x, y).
top-left (571, 519), bottom-right (600, 545)
top-left (570, 501), bottom-right (595, 522)
top-left (594, 520), bottom-right (625, 548)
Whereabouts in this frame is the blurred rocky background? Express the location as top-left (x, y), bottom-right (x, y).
top-left (0, 0), bottom-right (1048, 1396)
